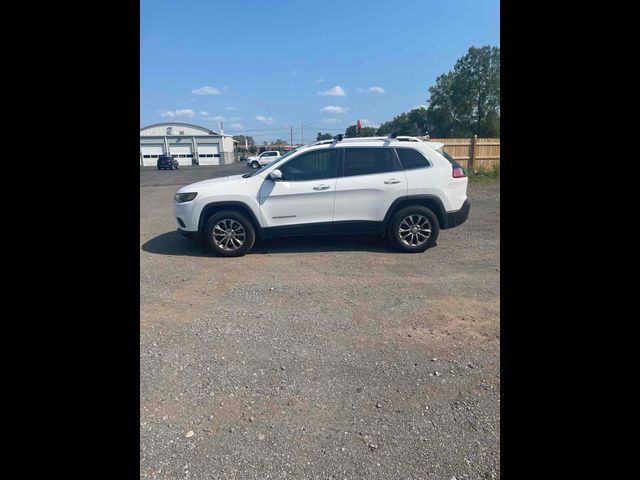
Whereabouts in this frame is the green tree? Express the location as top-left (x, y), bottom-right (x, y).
top-left (232, 135), bottom-right (255, 146)
top-left (272, 138), bottom-right (287, 146)
top-left (248, 145), bottom-right (257, 154)
top-left (425, 45), bottom-right (500, 137)
top-left (345, 125), bottom-right (377, 137)
top-left (376, 107), bottom-right (429, 136)
top-left (316, 132), bottom-right (333, 141)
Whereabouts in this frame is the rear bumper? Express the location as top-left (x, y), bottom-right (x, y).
top-left (442, 199), bottom-right (470, 229)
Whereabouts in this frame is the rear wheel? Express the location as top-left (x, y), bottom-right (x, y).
top-left (388, 206), bottom-right (439, 253)
top-left (204, 210), bottom-right (256, 257)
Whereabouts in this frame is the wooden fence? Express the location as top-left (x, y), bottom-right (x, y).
top-left (418, 136), bottom-right (500, 171)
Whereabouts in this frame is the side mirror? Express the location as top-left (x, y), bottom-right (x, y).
top-left (269, 169), bottom-right (283, 181)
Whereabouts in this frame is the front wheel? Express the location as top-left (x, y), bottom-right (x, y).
top-left (388, 206), bottom-right (439, 253)
top-left (204, 210), bottom-right (256, 257)
top-left (251, 161), bottom-right (260, 169)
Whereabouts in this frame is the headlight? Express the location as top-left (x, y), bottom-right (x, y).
top-left (175, 192), bottom-right (198, 203)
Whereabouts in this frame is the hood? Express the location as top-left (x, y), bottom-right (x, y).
top-left (177, 174), bottom-right (250, 193)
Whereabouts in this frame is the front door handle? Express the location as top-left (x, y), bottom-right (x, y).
top-left (313, 184), bottom-right (330, 190)
top-left (384, 179), bottom-right (401, 184)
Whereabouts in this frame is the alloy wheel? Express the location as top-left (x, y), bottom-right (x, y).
top-left (398, 214), bottom-right (432, 247)
top-left (212, 219), bottom-right (246, 251)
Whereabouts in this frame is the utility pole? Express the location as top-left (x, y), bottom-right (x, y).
top-left (301, 122), bottom-right (304, 145)
top-left (290, 125), bottom-right (293, 147)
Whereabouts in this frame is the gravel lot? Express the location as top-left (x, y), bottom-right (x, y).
top-left (140, 164), bottom-right (251, 187)
top-left (140, 170), bottom-right (500, 480)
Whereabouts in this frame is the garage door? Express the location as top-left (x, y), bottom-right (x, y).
top-left (169, 144), bottom-right (194, 166)
top-left (197, 144), bottom-right (220, 165)
top-left (141, 144), bottom-right (165, 166)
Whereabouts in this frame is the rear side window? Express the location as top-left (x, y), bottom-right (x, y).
top-left (396, 148), bottom-right (431, 170)
top-left (279, 149), bottom-right (337, 181)
top-left (343, 147), bottom-right (399, 177)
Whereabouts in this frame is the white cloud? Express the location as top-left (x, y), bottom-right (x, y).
top-left (368, 86), bottom-right (386, 94)
top-left (314, 78), bottom-right (324, 84)
top-left (408, 104), bottom-right (428, 111)
top-left (224, 106), bottom-right (238, 111)
top-left (318, 85), bottom-right (346, 96)
top-left (160, 109), bottom-right (195, 118)
top-left (355, 88), bottom-right (364, 93)
top-left (256, 115), bottom-right (275, 124)
top-left (230, 123), bottom-right (245, 130)
top-left (230, 116), bottom-right (242, 121)
top-left (192, 86), bottom-right (221, 95)
top-left (322, 118), bottom-right (342, 124)
top-left (321, 105), bottom-right (348, 114)
top-left (207, 115), bottom-right (225, 121)
top-left (199, 111), bottom-right (209, 116)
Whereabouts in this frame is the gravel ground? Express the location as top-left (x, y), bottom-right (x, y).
top-left (140, 179), bottom-right (500, 480)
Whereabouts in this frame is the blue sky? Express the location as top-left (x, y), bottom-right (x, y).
top-left (140, 0), bottom-right (499, 143)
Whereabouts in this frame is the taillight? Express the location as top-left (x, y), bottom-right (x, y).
top-left (452, 167), bottom-right (466, 178)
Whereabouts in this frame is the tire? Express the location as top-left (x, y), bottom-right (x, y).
top-left (251, 161), bottom-right (260, 169)
top-left (204, 210), bottom-right (256, 257)
top-left (388, 205), bottom-right (439, 253)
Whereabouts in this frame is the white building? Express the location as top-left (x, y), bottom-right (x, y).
top-left (140, 122), bottom-right (237, 166)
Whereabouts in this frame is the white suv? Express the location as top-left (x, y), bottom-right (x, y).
top-left (175, 135), bottom-right (470, 256)
top-left (246, 150), bottom-right (281, 169)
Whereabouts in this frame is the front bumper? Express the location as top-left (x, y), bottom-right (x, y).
top-left (442, 199), bottom-right (470, 229)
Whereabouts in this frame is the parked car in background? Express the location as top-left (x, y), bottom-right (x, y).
top-left (157, 155), bottom-right (180, 170)
top-left (247, 150), bottom-right (281, 169)
top-left (174, 135), bottom-right (469, 256)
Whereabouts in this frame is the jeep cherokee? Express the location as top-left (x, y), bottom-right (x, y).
top-left (174, 135), bottom-right (470, 256)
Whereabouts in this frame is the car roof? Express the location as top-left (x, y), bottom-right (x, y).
top-left (302, 136), bottom-right (443, 154)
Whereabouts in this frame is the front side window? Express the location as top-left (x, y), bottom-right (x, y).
top-left (396, 148), bottom-right (431, 170)
top-left (278, 149), bottom-right (337, 181)
top-left (343, 147), bottom-right (399, 177)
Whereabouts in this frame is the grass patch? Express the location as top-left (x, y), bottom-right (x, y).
top-left (467, 165), bottom-right (500, 184)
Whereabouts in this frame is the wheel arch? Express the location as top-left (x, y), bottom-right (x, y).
top-left (198, 201), bottom-right (263, 238)
top-left (382, 195), bottom-right (446, 236)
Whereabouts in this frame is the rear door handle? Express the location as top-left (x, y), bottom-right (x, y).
top-left (313, 184), bottom-right (330, 190)
top-left (384, 179), bottom-right (401, 184)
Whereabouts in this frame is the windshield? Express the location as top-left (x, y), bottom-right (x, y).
top-left (242, 147), bottom-right (303, 178)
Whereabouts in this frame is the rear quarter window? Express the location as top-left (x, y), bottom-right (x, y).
top-left (395, 148), bottom-right (431, 170)
top-left (438, 149), bottom-right (463, 170)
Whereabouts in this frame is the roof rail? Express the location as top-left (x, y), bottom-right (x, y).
top-left (309, 139), bottom-right (334, 146)
top-left (310, 135), bottom-right (424, 145)
top-left (394, 136), bottom-right (423, 142)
